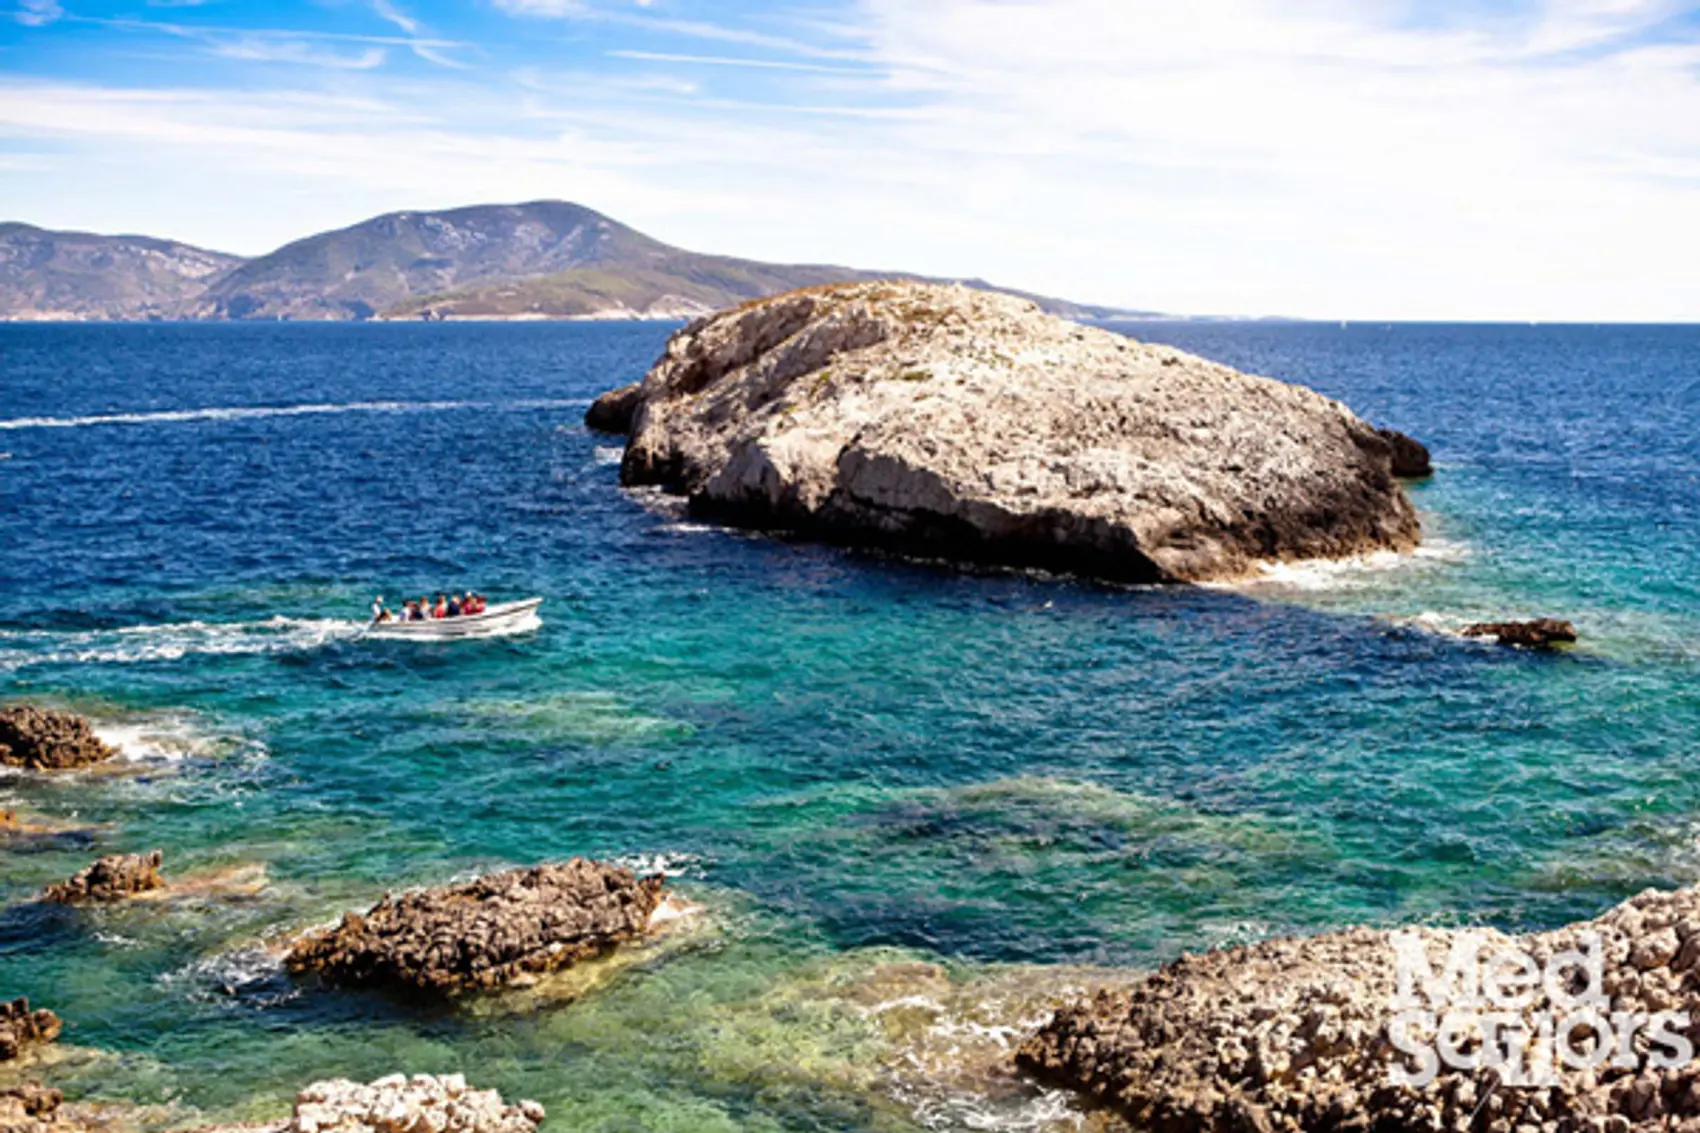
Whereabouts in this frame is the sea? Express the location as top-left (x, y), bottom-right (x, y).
top-left (1, 320), bottom-right (1697, 1131)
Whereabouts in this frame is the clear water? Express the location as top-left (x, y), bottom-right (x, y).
top-left (1, 321), bottom-right (1696, 1131)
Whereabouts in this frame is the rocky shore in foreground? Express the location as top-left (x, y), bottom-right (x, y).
top-left (1019, 884), bottom-right (1700, 1132)
top-left (590, 281), bottom-right (1424, 583)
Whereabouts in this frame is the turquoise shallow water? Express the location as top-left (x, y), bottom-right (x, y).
top-left (1, 321), bottom-right (1697, 1130)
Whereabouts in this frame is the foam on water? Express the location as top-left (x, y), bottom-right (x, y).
top-left (1217, 537), bottom-right (1471, 594)
top-left (0, 616), bottom-right (363, 670)
top-left (91, 712), bottom-right (252, 767)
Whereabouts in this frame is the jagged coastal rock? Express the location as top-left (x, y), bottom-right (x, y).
top-left (0, 998), bottom-right (62, 1062)
top-left (284, 859), bottom-right (665, 995)
top-left (1377, 427), bottom-right (1433, 479)
top-left (1018, 884), bottom-right (1700, 1132)
top-left (0, 706), bottom-right (117, 771)
top-left (41, 851), bottom-right (165, 904)
top-left (1463, 618), bottom-right (1579, 649)
top-left (590, 282), bottom-right (1421, 583)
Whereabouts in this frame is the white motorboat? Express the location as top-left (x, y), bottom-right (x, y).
top-left (366, 598), bottom-right (543, 640)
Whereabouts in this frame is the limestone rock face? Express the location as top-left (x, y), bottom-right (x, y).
top-left (285, 859), bottom-right (664, 995)
top-left (596, 282), bottom-right (1421, 583)
top-left (1018, 885), bottom-right (1700, 1132)
top-left (41, 851), bottom-right (165, 904)
top-left (286, 1075), bottom-right (542, 1133)
top-left (0, 999), bottom-right (62, 1062)
top-left (1463, 618), bottom-right (1578, 649)
top-left (0, 706), bottom-right (116, 771)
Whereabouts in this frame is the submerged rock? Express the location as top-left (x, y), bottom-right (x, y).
top-left (593, 282), bottom-right (1421, 583)
top-left (1377, 427), bottom-right (1433, 478)
top-left (41, 851), bottom-right (165, 904)
top-left (0, 706), bottom-right (116, 771)
top-left (0, 998), bottom-right (62, 1062)
top-left (284, 859), bottom-right (665, 995)
top-left (1019, 884), bottom-right (1700, 1132)
top-left (1462, 618), bottom-right (1578, 649)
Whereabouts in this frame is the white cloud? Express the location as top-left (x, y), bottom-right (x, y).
top-left (493, 0), bottom-right (585, 16)
top-left (372, 0), bottom-right (418, 36)
top-left (209, 36), bottom-right (389, 69)
top-left (14, 0), bottom-right (62, 26)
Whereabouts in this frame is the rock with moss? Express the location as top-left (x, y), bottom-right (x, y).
top-left (41, 851), bottom-right (165, 904)
top-left (0, 706), bottom-right (116, 771)
top-left (595, 282), bottom-right (1421, 583)
top-left (285, 859), bottom-right (664, 995)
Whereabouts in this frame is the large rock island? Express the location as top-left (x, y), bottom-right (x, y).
top-left (589, 282), bottom-right (1421, 583)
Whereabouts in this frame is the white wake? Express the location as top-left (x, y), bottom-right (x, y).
top-left (0, 398), bottom-right (590, 431)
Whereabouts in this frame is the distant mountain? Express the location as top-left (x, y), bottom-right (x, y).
top-left (0, 223), bottom-right (242, 321)
top-left (192, 201), bottom-right (665, 321)
top-left (0, 202), bottom-right (1156, 322)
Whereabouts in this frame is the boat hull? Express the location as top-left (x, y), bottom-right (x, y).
top-left (367, 598), bottom-right (543, 640)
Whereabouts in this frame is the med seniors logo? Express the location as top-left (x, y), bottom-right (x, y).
top-left (1388, 930), bottom-right (1691, 1087)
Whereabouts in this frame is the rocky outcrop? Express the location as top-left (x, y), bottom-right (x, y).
top-left (0, 706), bottom-right (116, 771)
top-left (597, 282), bottom-right (1421, 583)
top-left (1463, 619), bottom-right (1579, 649)
top-left (0, 999), bottom-right (62, 1062)
top-left (41, 851), bottom-right (164, 904)
top-left (1019, 884), bottom-right (1700, 1132)
top-left (284, 859), bottom-right (665, 995)
top-left (585, 382), bottom-right (643, 434)
top-left (1377, 428), bottom-right (1432, 478)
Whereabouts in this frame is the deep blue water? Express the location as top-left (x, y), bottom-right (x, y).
top-left (1, 321), bottom-right (1697, 1131)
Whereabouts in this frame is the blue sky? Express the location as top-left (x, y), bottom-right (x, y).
top-left (2, 0), bottom-right (1698, 319)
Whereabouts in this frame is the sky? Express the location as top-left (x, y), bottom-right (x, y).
top-left (1, 0), bottom-right (1697, 320)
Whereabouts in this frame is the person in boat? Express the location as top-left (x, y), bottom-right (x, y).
top-left (402, 600), bottom-right (421, 622)
top-left (433, 594), bottom-right (448, 619)
top-left (464, 591), bottom-right (482, 615)
top-left (446, 593), bottom-right (463, 618)
top-left (371, 596), bottom-right (392, 624)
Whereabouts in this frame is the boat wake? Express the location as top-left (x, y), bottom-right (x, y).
top-left (0, 616), bottom-right (363, 670)
top-left (0, 398), bottom-right (590, 432)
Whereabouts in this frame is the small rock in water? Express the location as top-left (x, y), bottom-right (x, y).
top-left (0, 705), bottom-right (117, 771)
top-left (284, 859), bottom-right (665, 995)
top-left (1461, 618), bottom-right (1578, 648)
top-left (0, 998), bottom-right (63, 1062)
top-left (41, 850), bottom-right (165, 904)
